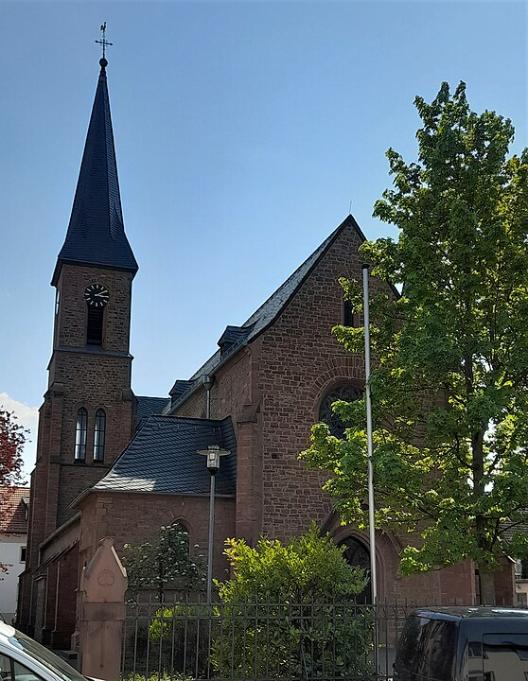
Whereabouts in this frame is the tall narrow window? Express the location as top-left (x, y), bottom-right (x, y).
top-left (93, 409), bottom-right (106, 462)
top-left (75, 408), bottom-right (88, 461)
top-left (343, 299), bottom-right (355, 327)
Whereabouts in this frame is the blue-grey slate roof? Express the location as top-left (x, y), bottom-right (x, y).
top-left (169, 380), bottom-right (195, 399)
top-left (135, 396), bottom-right (170, 422)
top-left (52, 61), bottom-right (138, 285)
top-left (218, 325), bottom-right (254, 351)
top-left (166, 215), bottom-right (366, 413)
top-left (93, 416), bottom-right (236, 496)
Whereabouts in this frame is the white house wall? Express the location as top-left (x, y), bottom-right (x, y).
top-left (0, 534), bottom-right (26, 622)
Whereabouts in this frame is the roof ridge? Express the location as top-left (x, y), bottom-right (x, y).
top-left (242, 219), bottom-right (346, 327)
top-left (169, 215), bottom-right (362, 413)
top-left (144, 414), bottom-right (230, 425)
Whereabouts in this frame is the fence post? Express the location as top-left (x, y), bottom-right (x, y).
top-left (78, 537), bottom-right (128, 681)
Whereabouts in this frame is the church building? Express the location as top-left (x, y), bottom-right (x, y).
top-left (17, 56), bottom-right (514, 648)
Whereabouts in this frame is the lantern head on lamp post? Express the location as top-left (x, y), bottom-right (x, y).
top-left (198, 444), bottom-right (229, 473)
top-left (197, 445), bottom-right (230, 603)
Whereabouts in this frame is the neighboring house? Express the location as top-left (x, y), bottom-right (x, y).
top-left (0, 487), bottom-right (29, 623)
top-left (515, 561), bottom-right (528, 606)
top-left (17, 56), bottom-right (515, 649)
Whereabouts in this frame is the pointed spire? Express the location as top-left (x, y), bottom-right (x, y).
top-left (52, 58), bottom-right (138, 285)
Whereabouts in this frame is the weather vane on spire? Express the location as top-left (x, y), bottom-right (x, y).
top-left (95, 22), bottom-right (113, 64)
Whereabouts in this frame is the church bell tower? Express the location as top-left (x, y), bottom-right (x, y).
top-left (19, 53), bottom-right (138, 635)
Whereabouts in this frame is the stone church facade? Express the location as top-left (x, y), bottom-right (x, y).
top-left (17, 58), bottom-right (514, 648)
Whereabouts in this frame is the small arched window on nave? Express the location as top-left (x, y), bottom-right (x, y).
top-left (93, 409), bottom-right (106, 462)
top-left (318, 384), bottom-right (362, 438)
top-left (74, 408), bottom-right (88, 461)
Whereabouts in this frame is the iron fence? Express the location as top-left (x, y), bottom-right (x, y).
top-left (120, 597), bottom-right (438, 681)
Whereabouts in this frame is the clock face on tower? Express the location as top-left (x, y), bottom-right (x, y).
top-left (84, 283), bottom-right (110, 308)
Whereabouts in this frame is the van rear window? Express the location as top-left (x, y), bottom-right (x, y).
top-left (483, 634), bottom-right (528, 680)
top-left (396, 615), bottom-right (456, 681)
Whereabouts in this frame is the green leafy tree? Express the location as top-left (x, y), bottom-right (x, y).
top-left (301, 82), bottom-right (528, 605)
top-left (122, 522), bottom-right (205, 601)
top-left (211, 524), bottom-right (372, 680)
top-left (0, 406), bottom-right (26, 575)
top-left (0, 406), bottom-right (25, 487)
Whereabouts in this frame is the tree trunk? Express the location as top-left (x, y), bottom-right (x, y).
top-left (478, 567), bottom-right (496, 605)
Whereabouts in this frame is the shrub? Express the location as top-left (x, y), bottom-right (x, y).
top-left (211, 524), bottom-right (373, 680)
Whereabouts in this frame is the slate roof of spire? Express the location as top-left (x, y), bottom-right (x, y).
top-left (52, 59), bottom-right (138, 285)
top-left (166, 214), bottom-right (367, 414)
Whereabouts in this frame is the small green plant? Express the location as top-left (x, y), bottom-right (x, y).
top-left (146, 604), bottom-right (211, 679)
top-left (122, 673), bottom-right (194, 681)
top-left (149, 603), bottom-right (210, 642)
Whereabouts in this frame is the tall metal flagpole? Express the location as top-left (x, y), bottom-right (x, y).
top-left (362, 264), bottom-right (377, 605)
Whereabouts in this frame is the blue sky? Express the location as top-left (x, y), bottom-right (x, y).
top-left (0, 1), bottom-right (526, 472)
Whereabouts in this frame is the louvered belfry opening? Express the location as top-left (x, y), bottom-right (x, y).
top-left (87, 305), bottom-right (104, 345)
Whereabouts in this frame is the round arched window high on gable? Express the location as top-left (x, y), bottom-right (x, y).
top-left (319, 384), bottom-right (362, 438)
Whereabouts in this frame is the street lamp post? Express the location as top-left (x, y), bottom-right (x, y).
top-left (197, 445), bottom-right (230, 604)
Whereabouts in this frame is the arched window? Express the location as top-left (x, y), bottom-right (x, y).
top-left (74, 408), bottom-right (87, 461)
top-left (339, 536), bottom-right (372, 602)
top-left (319, 384), bottom-right (362, 438)
top-left (93, 409), bottom-right (106, 462)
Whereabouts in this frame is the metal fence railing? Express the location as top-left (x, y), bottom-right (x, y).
top-left (120, 597), bottom-right (445, 681)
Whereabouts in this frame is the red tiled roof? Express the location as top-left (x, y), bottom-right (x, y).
top-left (0, 486), bottom-right (30, 534)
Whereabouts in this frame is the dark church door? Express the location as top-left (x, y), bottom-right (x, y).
top-left (339, 536), bottom-right (372, 603)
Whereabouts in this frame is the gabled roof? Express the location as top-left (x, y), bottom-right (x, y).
top-left (0, 486), bottom-right (30, 534)
top-left (135, 396), bottom-right (170, 424)
top-left (500, 522), bottom-right (528, 543)
top-left (52, 59), bottom-right (138, 285)
top-left (166, 214), bottom-right (365, 413)
top-left (93, 416), bottom-right (236, 496)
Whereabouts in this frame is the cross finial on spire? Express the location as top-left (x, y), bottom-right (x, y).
top-left (95, 22), bottom-right (113, 67)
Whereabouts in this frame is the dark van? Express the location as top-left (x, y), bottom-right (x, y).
top-left (393, 607), bottom-right (528, 681)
